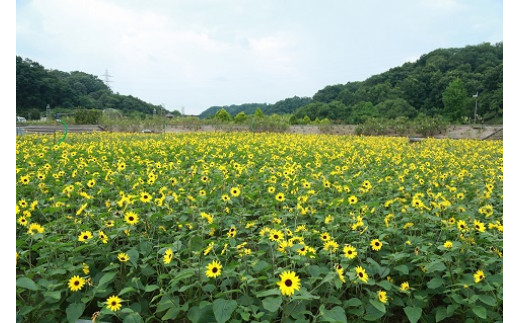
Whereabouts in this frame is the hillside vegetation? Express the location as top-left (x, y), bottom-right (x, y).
top-left (200, 42), bottom-right (502, 124)
top-left (16, 57), bottom-right (166, 120)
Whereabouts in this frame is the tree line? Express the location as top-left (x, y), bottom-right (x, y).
top-left (201, 42), bottom-right (502, 124)
top-left (16, 56), bottom-right (166, 120)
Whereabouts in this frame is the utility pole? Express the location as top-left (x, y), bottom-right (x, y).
top-left (102, 69), bottom-right (113, 89)
top-left (473, 92), bottom-right (478, 123)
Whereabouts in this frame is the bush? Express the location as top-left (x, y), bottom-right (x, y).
top-left (215, 108), bottom-right (232, 122)
top-left (75, 108), bottom-right (102, 124)
top-left (413, 115), bottom-right (448, 137)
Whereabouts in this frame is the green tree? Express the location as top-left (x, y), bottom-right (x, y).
top-left (442, 78), bottom-right (470, 121)
top-left (375, 98), bottom-right (417, 119)
top-left (234, 111), bottom-right (247, 123)
top-left (351, 101), bottom-right (378, 124)
top-left (215, 108), bottom-right (231, 122)
top-left (254, 108), bottom-right (264, 118)
top-left (302, 115), bottom-right (311, 125)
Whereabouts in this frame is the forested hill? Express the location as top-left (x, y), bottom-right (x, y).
top-left (199, 96), bottom-right (312, 119)
top-left (16, 56), bottom-right (166, 119)
top-left (200, 42), bottom-right (502, 123)
top-left (294, 42), bottom-right (502, 123)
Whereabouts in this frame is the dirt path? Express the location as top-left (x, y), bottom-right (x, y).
top-left (18, 124), bottom-right (503, 140)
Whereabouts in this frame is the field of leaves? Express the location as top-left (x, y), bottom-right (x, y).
top-left (16, 132), bottom-right (503, 322)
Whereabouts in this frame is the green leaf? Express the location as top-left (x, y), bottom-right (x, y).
top-left (213, 299), bottom-right (237, 323)
top-left (252, 260), bottom-right (271, 273)
top-left (262, 296), bottom-right (282, 312)
top-left (435, 307), bottom-right (447, 322)
top-left (98, 272), bottom-right (117, 288)
top-left (161, 307), bottom-right (179, 321)
top-left (427, 277), bottom-right (444, 289)
top-left (344, 298), bottom-right (362, 307)
top-left (404, 306), bottom-right (422, 323)
top-left (43, 290), bottom-right (61, 303)
top-left (203, 284), bottom-right (216, 293)
top-left (320, 305), bottom-right (347, 323)
top-left (144, 284), bottom-right (159, 292)
top-left (118, 286), bottom-right (136, 296)
top-left (16, 277), bottom-right (39, 291)
top-left (66, 303), bottom-right (85, 323)
top-left (425, 261), bottom-right (446, 273)
top-left (255, 288), bottom-right (280, 298)
top-left (123, 313), bottom-right (144, 323)
top-left (369, 299), bottom-right (386, 314)
top-left (377, 280), bottom-right (392, 290)
top-left (394, 264), bottom-right (409, 275)
top-left (446, 304), bottom-right (459, 316)
top-left (363, 304), bottom-right (385, 321)
top-left (292, 287), bottom-right (320, 300)
top-left (127, 249), bottom-right (140, 267)
top-left (471, 306), bottom-right (487, 319)
top-left (478, 294), bottom-right (497, 307)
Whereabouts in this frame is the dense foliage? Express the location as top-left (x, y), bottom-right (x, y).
top-left (295, 43), bottom-right (502, 123)
top-left (16, 132), bottom-right (502, 322)
top-left (199, 42), bottom-right (502, 124)
top-left (16, 57), bottom-right (166, 120)
top-left (199, 97), bottom-right (312, 119)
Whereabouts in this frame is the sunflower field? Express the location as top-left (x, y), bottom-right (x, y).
top-left (16, 132), bottom-right (503, 322)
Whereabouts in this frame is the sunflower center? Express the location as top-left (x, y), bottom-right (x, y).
top-left (285, 279), bottom-right (292, 287)
top-left (479, 275), bottom-right (483, 279)
top-left (375, 242), bottom-right (380, 246)
top-left (212, 267), bottom-right (218, 273)
top-left (74, 281), bottom-right (79, 286)
top-left (129, 217), bottom-right (134, 221)
top-left (359, 272), bottom-right (364, 278)
top-left (83, 235), bottom-right (88, 239)
top-left (348, 250), bottom-right (352, 254)
top-left (274, 235), bottom-right (279, 239)
top-left (111, 301), bottom-right (116, 306)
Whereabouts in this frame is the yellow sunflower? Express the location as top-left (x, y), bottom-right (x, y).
top-left (124, 211), bottom-right (139, 225)
top-left (205, 260), bottom-right (223, 278)
top-left (370, 239), bottom-right (383, 251)
top-left (68, 275), bottom-right (86, 292)
top-left (118, 252), bottom-right (130, 262)
top-left (230, 187), bottom-right (241, 197)
top-left (277, 270), bottom-right (301, 296)
top-left (377, 290), bottom-right (387, 304)
top-left (324, 240), bottom-right (339, 252)
top-left (78, 231), bottom-right (93, 242)
top-left (343, 244), bottom-right (357, 259)
top-left (474, 270), bottom-right (485, 283)
top-left (27, 223), bottom-right (44, 235)
top-left (163, 249), bottom-right (173, 264)
top-left (140, 192), bottom-right (152, 203)
top-left (269, 230), bottom-right (284, 242)
top-left (106, 295), bottom-right (123, 311)
top-left (355, 266), bottom-right (369, 283)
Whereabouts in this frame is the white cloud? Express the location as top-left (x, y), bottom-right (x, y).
top-left (16, 0), bottom-right (503, 114)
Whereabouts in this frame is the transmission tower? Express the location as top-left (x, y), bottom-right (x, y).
top-left (102, 69), bottom-right (113, 88)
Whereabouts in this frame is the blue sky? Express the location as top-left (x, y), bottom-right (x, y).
top-left (16, 0), bottom-right (503, 115)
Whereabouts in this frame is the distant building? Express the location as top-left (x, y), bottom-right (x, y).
top-left (17, 116), bottom-right (27, 123)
